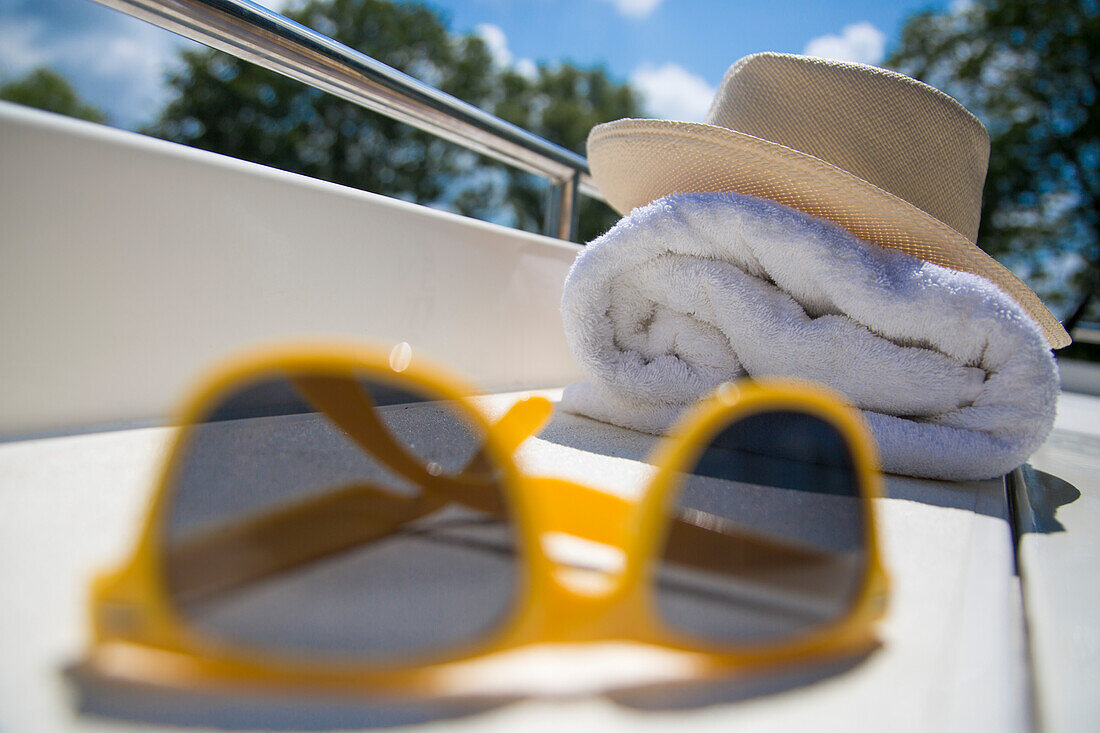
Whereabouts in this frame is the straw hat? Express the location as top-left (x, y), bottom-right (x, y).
top-left (587, 52), bottom-right (1070, 349)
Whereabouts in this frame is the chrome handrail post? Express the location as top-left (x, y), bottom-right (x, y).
top-left (561, 171), bottom-right (582, 242)
top-left (543, 179), bottom-right (563, 241)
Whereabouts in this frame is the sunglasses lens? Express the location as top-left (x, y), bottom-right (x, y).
top-left (161, 371), bottom-right (519, 661)
top-left (655, 409), bottom-right (867, 644)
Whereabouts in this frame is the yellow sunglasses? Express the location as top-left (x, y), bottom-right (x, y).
top-left (82, 343), bottom-right (889, 699)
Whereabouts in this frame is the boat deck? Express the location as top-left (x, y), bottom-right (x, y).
top-left (1, 387), bottom-right (1096, 732)
top-left (2, 102), bottom-right (1097, 732)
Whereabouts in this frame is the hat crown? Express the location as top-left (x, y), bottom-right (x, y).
top-left (707, 53), bottom-right (990, 242)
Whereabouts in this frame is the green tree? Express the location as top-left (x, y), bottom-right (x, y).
top-left (144, 0), bottom-right (638, 242)
top-left (886, 0), bottom-right (1099, 330)
top-left (494, 64), bottom-right (642, 241)
top-left (0, 66), bottom-right (107, 123)
top-left (146, 0), bottom-right (497, 220)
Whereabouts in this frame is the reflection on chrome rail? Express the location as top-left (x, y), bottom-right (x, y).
top-left (88, 0), bottom-right (602, 241)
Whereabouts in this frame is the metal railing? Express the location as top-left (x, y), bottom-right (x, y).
top-left (1072, 323), bottom-right (1100, 345)
top-left (90, 0), bottom-right (601, 241)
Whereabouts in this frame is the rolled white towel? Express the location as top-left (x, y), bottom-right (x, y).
top-left (560, 192), bottom-right (1059, 480)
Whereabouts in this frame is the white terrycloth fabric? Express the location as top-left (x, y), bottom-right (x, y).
top-left (560, 192), bottom-right (1059, 480)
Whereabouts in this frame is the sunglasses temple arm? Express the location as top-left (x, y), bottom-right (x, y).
top-left (167, 476), bottom-right (842, 606)
top-left (167, 381), bottom-right (541, 603)
top-left (530, 477), bottom-right (844, 593)
top-left (288, 375), bottom-right (441, 488)
top-left (171, 376), bottom-right (836, 601)
top-left (288, 375), bottom-right (511, 511)
top-left (661, 515), bottom-right (854, 599)
top-left (489, 395), bottom-right (554, 455)
top-left (166, 482), bottom-right (448, 605)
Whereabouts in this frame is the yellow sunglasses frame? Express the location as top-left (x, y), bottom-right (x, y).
top-left (83, 342), bottom-right (889, 698)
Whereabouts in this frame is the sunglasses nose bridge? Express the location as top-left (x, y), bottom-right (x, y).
top-left (516, 476), bottom-right (651, 641)
top-left (519, 476), bottom-right (636, 550)
top-left (534, 567), bottom-right (648, 643)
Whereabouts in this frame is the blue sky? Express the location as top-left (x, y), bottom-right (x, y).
top-left (0, 0), bottom-right (951, 128)
top-left (427, 0), bottom-right (949, 120)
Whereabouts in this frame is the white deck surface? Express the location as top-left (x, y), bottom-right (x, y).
top-left (4, 99), bottom-right (1097, 733)
top-left (0, 103), bottom-right (583, 437)
top-left (1016, 391), bottom-right (1100, 733)
top-left (5, 389), bottom-right (1096, 732)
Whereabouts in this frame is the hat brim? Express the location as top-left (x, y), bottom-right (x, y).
top-left (588, 118), bottom-right (1069, 349)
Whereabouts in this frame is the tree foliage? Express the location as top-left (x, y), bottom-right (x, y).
top-left (146, 0), bottom-right (496, 217)
top-left (0, 66), bottom-right (107, 123)
top-left (887, 0), bottom-right (1099, 322)
top-left (494, 64), bottom-right (641, 240)
top-left (144, 0), bottom-right (639, 242)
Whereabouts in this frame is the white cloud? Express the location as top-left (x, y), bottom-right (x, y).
top-left (248, 0), bottom-right (301, 12)
top-left (631, 62), bottom-right (715, 122)
top-left (599, 0), bottom-right (664, 20)
top-left (0, 18), bottom-right (51, 76)
top-left (803, 22), bottom-right (886, 65)
top-left (0, 8), bottom-right (188, 128)
top-left (475, 23), bottom-right (512, 67)
top-left (475, 23), bottom-right (536, 80)
top-left (514, 57), bottom-right (538, 81)
top-left (85, 33), bottom-right (169, 114)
